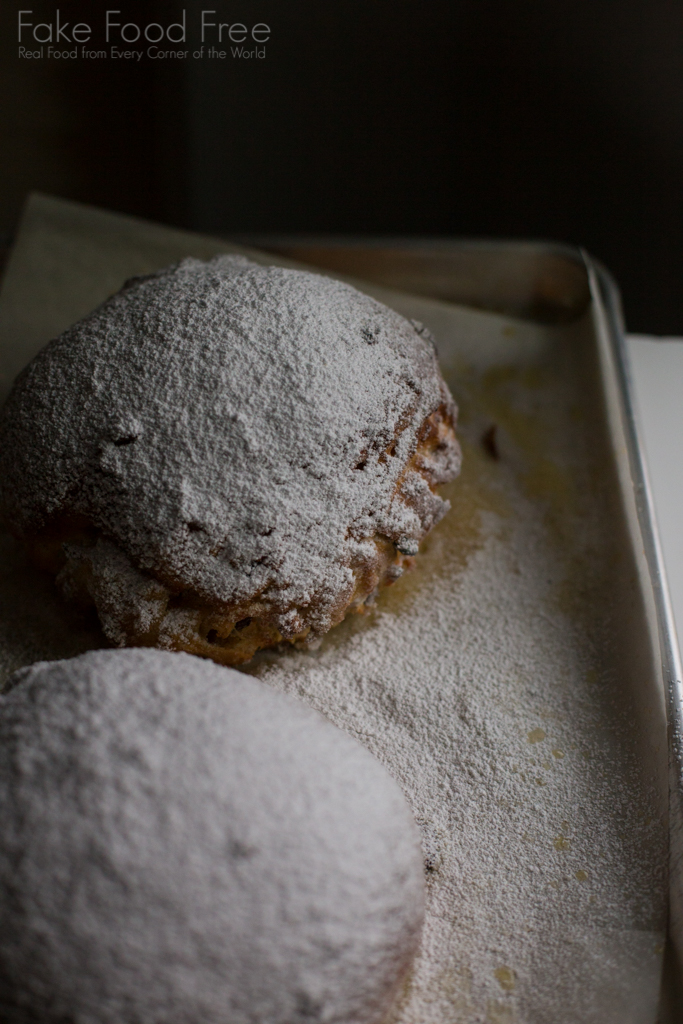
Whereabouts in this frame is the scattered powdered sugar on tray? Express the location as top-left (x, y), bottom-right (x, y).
top-left (247, 351), bottom-right (667, 1024)
top-left (251, 510), bottom-right (666, 1022)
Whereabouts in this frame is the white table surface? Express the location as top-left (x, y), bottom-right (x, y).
top-left (626, 335), bottom-right (683, 664)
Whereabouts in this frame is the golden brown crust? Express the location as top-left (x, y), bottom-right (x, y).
top-left (23, 406), bottom-right (457, 666)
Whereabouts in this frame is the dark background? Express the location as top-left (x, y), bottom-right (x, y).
top-left (1, 0), bottom-right (682, 332)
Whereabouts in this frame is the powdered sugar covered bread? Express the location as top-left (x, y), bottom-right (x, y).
top-left (0, 256), bottom-right (460, 662)
top-left (0, 649), bottom-right (425, 1024)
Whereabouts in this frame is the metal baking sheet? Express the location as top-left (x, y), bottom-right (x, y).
top-left (0, 195), bottom-right (676, 1022)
